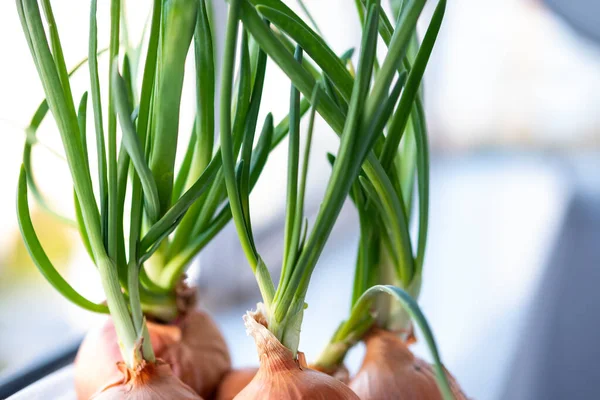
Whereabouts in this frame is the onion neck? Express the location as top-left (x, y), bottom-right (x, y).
top-left (140, 276), bottom-right (197, 324)
top-left (95, 254), bottom-right (144, 369)
top-left (140, 294), bottom-right (179, 323)
top-left (245, 305), bottom-right (300, 371)
top-left (266, 298), bottom-right (306, 358)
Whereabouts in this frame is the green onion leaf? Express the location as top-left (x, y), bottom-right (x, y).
top-left (17, 167), bottom-right (108, 314)
top-left (296, 0), bottom-right (323, 37)
top-left (379, 0), bottom-right (445, 170)
top-left (89, 0), bottom-right (109, 246)
top-left (136, 0), bottom-right (162, 157)
top-left (149, 0), bottom-right (198, 215)
top-left (77, 92), bottom-right (90, 172)
top-left (220, 0), bottom-right (259, 271)
top-left (413, 97), bottom-right (429, 274)
top-left (279, 82), bottom-right (321, 297)
top-left (172, 129), bottom-right (197, 202)
top-left (112, 62), bottom-right (160, 222)
top-left (74, 191), bottom-right (95, 263)
top-left (40, 0), bottom-right (77, 121)
top-left (160, 114), bottom-right (273, 289)
top-left (362, 0), bottom-right (425, 130)
top-left (240, 0), bottom-right (345, 133)
top-left (281, 46), bottom-right (303, 286)
top-left (140, 154), bottom-right (221, 254)
top-left (256, 257), bottom-right (276, 307)
top-left (240, 30), bottom-right (268, 210)
top-left (271, 3), bottom-right (380, 351)
top-left (194, 0), bottom-right (216, 175)
top-left (271, 98), bottom-right (310, 148)
top-left (254, 4), bottom-right (353, 102)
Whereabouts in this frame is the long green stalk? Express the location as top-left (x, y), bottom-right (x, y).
top-left (219, 0), bottom-right (259, 273)
top-left (107, 0), bottom-right (121, 264)
top-left (222, 0), bottom-right (391, 357)
top-left (312, 4), bottom-right (449, 398)
top-left (193, 0), bottom-right (216, 177)
top-left (17, 0), bottom-right (141, 368)
top-left (89, 0), bottom-right (109, 246)
top-left (271, 5), bottom-right (381, 347)
top-left (149, 0), bottom-right (198, 215)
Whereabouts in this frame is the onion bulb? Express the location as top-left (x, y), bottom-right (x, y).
top-left (90, 360), bottom-right (201, 399)
top-left (214, 360), bottom-right (350, 399)
top-left (349, 329), bottom-right (467, 400)
top-left (75, 310), bottom-right (230, 399)
top-left (233, 307), bottom-right (359, 400)
top-left (215, 368), bottom-right (257, 400)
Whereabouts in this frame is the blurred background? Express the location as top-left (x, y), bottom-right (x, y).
top-left (1, 0), bottom-right (599, 399)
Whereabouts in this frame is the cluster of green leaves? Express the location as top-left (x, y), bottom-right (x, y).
top-left (16, 0), bottom-right (453, 394)
top-left (305, 0), bottom-right (451, 397)
top-left (349, 0), bottom-right (446, 322)
top-left (223, 0), bottom-right (453, 398)
top-left (14, 0), bottom-right (297, 367)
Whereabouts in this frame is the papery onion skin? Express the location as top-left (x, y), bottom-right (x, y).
top-left (75, 310), bottom-right (230, 399)
top-left (349, 329), bottom-right (467, 400)
top-left (215, 361), bottom-right (349, 399)
top-left (233, 307), bottom-right (360, 400)
top-left (214, 367), bottom-right (258, 400)
top-left (90, 360), bottom-right (202, 400)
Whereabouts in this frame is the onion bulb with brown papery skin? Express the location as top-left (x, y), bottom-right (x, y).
top-left (214, 367), bottom-right (258, 400)
top-left (233, 307), bottom-right (360, 400)
top-left (349, 329), bottom-right (467, 400)
top-left (215, 359), bottom-right (350, 399)
top-left (90, 360), bottom-right (202, 399)
top-left (75, 310), bottom-right (230, 399)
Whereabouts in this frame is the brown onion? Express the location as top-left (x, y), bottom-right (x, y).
top-left (233, 308), bottom-right (359, 400)
top-left (90, 360), bottom-right (202, 399)
top-left (75, 310), bottom-right (230, 399)
top-left (215, 360), bottom-right (350, 399)
top-left (349, 329), bottom-right (467, 400)
top-left (214, 367), bottom-right (258, 400)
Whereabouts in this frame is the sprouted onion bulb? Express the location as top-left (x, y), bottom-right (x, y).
top-left (75, 310), bottom-right (230, 399)
top-left (232, 307), bottom-right (359, 400)
top-left (349, 329), bottom-right (467, 400)
top-left (90, 360), bottom-right (201, 400)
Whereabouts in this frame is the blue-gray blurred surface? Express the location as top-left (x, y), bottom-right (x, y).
top-left (503, 189), bottom-right (600, 398)
top-left (545, 0), bottom-right (600, 44)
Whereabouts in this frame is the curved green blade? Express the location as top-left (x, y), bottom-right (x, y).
top-left (353, 285), bottom-right (455, 399)
top-left (16, 166), bottom-right (108, 314)
top-left (112, 63), bottom-right (160, 222)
